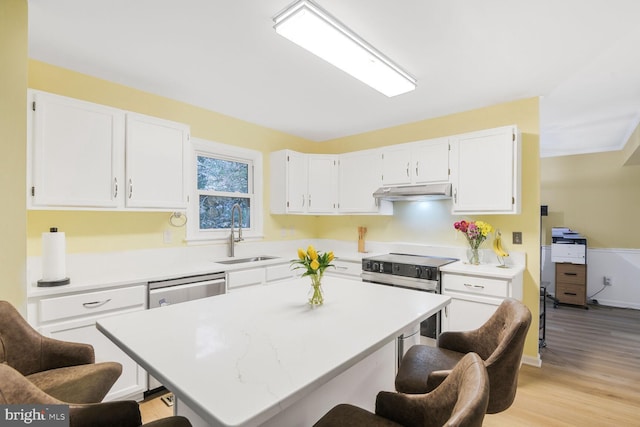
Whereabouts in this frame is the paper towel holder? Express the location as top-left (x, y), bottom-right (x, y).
top-left (37, 227), bottom-right (70, 287)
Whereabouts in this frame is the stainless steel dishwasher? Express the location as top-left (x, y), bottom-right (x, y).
top-left (147, 272), bottom-right (226, 393)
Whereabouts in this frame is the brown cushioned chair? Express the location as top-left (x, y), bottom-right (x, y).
top-left (0, 300), bottom-right (122, 403)
top-left (314, 352), bottom-right (489, 427)
top-left (395, 298), bottom-right (532, 414)
top-left (0, 364), bottom-right (191, 427)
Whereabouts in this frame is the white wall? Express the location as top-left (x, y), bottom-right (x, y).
top-left (541, 246), bottom-right (640, 309)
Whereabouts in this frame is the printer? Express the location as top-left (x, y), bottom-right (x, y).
top-left (551, 227), bottom-right (587, 264)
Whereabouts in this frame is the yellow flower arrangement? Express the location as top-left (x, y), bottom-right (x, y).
top-left (291, 245), bottom-right (335, 306)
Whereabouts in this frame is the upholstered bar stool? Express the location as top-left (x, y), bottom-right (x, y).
top-left (314, 352), bottom-right (489, 427)
top-left (395, 298), bottom-right (532, 413)
top-left (0, 364), bottom-right (191, 427)
top-left (0, 300), bottom-right (122, 403)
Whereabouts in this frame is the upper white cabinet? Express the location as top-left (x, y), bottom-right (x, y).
top-left (125, 113), bottom-right (189, 209)
top-left (382, 138), bottom-right (449, 186)
top-left (29, 90), bottom-right (125, 208)
top-left (449, 125), bottom-right (521, 214)
top-left (27, 90), bottom-right (189, 211)
top-left (338, 149), bottom-right (389, 214)
top-left (270, 150), bottom-right (338, 214)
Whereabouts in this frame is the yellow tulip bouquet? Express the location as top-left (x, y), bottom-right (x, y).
top-left (291, 245), bottom-right (335, 305)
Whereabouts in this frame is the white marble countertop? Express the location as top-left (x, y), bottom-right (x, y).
top-left (97, 276), bottom-right (450, 427)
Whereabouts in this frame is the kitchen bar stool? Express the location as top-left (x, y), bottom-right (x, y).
top-left (0, 300), bottom-right (122, 403)
top-left (314, 353), bottom-right (489, 427)
top-left (0, 363), bottom-right (191, 427)
top-left (395, 298), bottom-right (531, 414)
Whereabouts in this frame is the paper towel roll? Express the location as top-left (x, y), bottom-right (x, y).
top-left (41, 228), bottom-right (67, 281)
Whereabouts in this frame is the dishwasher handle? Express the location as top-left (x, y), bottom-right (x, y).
top-left (149, 279), bottom-right (224, 294)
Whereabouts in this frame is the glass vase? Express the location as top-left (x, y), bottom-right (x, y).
top-left (308, 274), bottom-right (324, 307)
top-left (466, 248), bottom-right (482, 265)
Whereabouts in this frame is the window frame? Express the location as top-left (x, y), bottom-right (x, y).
top-left (186, 137), bottom-right (263, 243)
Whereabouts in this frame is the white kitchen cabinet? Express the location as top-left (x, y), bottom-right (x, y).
top-left (27, 90), bottom-right (190, 211)
top-left (29, 284), bottom-right (147, 402)
top-left (338, 149), bottom-right (391, 214)
top-left (449, 125), bottom-right (521, 214)
top-left (270, 150), bottom-right (338, 214)
top-left (227, 261), bottom-right (295, 291)
top-left (28, 90), bottom-right (125, 208)
top-left (308, 155), bottom-right (338, 213)
top-left (325, 258), bottom-right (362, 279)
top-left (125, 113), bottom-right (189, 209)
top-left (440, 269), bottom-right (523, 332)
top-left (381, 138), bottom-right (449, 186)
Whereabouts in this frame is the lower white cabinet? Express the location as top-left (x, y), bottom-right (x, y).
top-left (227, 262), bottom-right (296, 291)
top-left (28, 284), bottom-right (147, 401)
top-left (325, 259), bottom-right (362, 279)
top-left (441, 270), bottom-right (523, 332)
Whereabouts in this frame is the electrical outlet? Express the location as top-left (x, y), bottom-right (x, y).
top-left (604, 276), bottom-right (613, 286)
top-left (512, 231), bottom-right (522, 245)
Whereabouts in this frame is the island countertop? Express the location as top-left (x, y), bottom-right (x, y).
top-left (97, 276), bottom-right (450, 427)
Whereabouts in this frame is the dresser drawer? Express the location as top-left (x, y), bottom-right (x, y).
top-left (556, 263), bottom-right (586, 284)
top-left (39, 285), bottom-right (147, 323)
top-left (556, 283), bottom-right (586, 305)
top-left (442, 274), bottom-right (509, 298)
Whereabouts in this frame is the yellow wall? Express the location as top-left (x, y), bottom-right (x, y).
top-left (0, 0), bottom-right (28, 310)
top-left (541, 150), bottom-right (640, 247)
top-left (320, 98), bottom-right (542, 359)
top-left (27, 60), bottom-right (321, 254)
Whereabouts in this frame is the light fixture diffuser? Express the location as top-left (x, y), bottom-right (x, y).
top-left (273, 0), bottom-right (417, 97)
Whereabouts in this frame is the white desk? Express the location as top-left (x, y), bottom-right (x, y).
top-left (97, 277), bottom-right (450, 427)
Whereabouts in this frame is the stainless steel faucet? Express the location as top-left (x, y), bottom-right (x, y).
top-left (229, 203), bottom-right (244, 257)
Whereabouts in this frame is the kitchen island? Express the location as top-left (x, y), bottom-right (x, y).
top-left (97, 276), bottom-right (450, 427)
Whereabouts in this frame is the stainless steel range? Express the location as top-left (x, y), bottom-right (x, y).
top-left (361, 253), bottom-right (458, 344)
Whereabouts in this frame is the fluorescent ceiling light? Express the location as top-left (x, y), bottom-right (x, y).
top-left (273, 0), bottom-right (417, 97)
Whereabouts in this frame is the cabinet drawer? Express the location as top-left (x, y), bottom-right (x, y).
top-left (555, 263), bottom-right (586, 284)
top-left (331, 260), bottom-right (362, 277)
top-left (556, 283), bottom-right (586, 305)
top-left (443, 274), bottom-right (509, 298)
top-left (227, 268), bottom-right (265, 289)
top-left (39, 285), bottom-right (146, 323)
top-left (266, 263), bottom-right (296, 283)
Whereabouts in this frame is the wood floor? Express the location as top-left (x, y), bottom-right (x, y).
top-left (139, 299), bottom-right (640, 426)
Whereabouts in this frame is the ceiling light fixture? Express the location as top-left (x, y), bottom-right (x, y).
top-left (273, 0), bottom-right (417, 97)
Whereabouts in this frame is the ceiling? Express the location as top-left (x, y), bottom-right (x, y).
top-left (27, 0), bottom-right (640, 157)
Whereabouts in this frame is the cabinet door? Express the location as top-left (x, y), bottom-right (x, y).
top-left (29, 91), bottom-right (124, 208)
top-left (40, 315), bottom-right (146, 401)
top-left (286, 151), bottom-right (308, 213)
top-left (308, 155), bottom-right (337, 213)
top-left (338, 150), bottom-right (383, 213)
top-left (382, 146), bottom-right (413, 185)
top-left (413, 138), bottom-right (449, 184)
top-left (125, 113), bottom-right (189, 209)
top-left (442, 294), bottom-right (500, 332)
top-left (450, 126), bottom-right (520, 214)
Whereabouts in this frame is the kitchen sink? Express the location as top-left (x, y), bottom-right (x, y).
top-left (216, 255), bottom-right (280, 265)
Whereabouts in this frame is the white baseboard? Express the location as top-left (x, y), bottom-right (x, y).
top-left (522, 354), bottom-right (542, 368)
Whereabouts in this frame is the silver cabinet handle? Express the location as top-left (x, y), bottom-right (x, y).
top-left (415, 161), bottom-right (419, 176)
top-left (82, 299), bottom-right (112, 308)
top-left (406, 162), bottom-right (410, 177)
top-left (302, 195), bottom-right (305, 207)
top-left (308, 195), bottom-right (311, 207)
top-left (464, 283), bottom-right (485, 289)
top-left (336, 265), bottom-right (348, 270)
top-left (114, 178), bottom-right (118, 198)
top-left (128, 179), bottom-right (133, 199)
top-left (453, 188), bottom-right (457, 203)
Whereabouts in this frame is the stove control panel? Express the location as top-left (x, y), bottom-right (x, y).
top-left (362, 260), bottom-right (393, 274)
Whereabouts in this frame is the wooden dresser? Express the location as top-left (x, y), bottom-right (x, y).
top-left (555, 262), bottom-right (587, 307)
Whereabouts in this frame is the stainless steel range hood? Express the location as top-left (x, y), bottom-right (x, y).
top-left (372, 183), bottom-right (452, 201)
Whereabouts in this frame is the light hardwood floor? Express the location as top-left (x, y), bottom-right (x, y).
top-left (139, 299), bottom-right (640, 426)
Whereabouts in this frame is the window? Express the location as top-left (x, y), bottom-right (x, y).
top-left (187, 138), bottom-right (263, 242)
